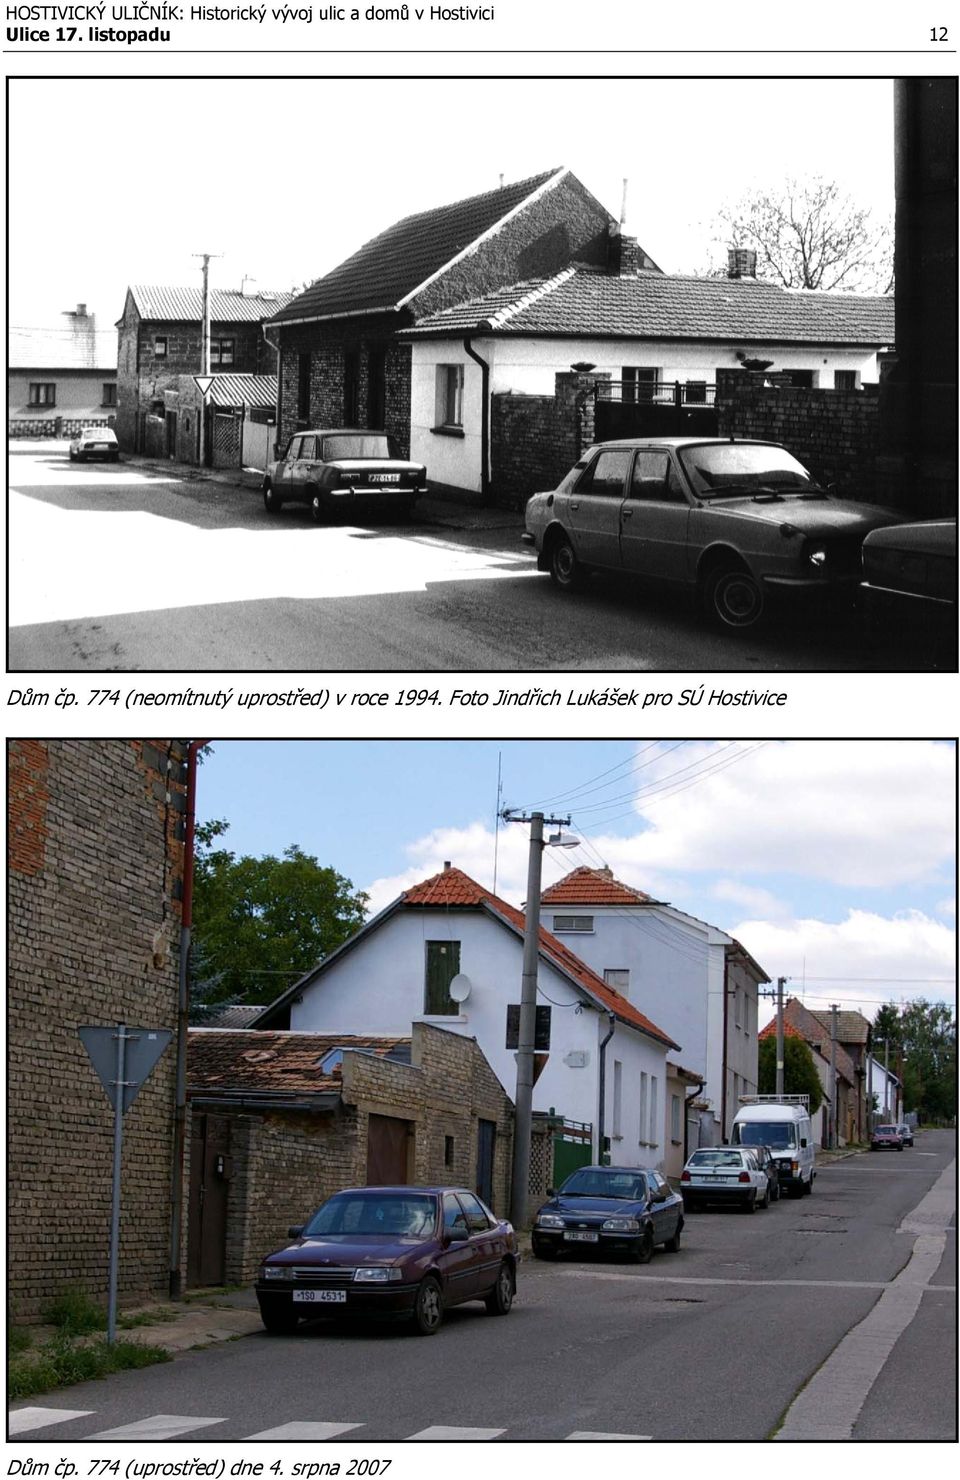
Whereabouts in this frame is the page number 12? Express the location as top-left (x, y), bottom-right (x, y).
top-left (929, 25), bottom-right (949, 39)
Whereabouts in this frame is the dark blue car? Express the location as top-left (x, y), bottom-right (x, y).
top-left (532, 1164), bottom-right (684, 1263)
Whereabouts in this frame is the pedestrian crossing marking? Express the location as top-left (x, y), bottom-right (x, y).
top-left (8, 1407), bottom-right (93, 1435)
top-left (246, 1422), bottom-right (364, 1440)
top-left (87, 1415), bottom-right (226, 1440)
top-left (405, 1426), bottom-right (506, 1440)
top-left (566, 1431), bottom-right (652, 1441)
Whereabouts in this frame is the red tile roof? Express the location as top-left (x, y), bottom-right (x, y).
top-left (267, 169), bottom-right (567, 324)
top-left (759, 999), bottom-right (856, 1084)
top-left (540, 866), bottom-right (660, 907)
top-left (188, 1030), bottom-right (409, 1095)
top-left (407, 266), bottom-right (894, 347)
top-left (402, 867), bottom-right (678, 1049)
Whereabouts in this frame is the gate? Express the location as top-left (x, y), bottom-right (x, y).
top-left (211, 410), bottom-right (241, 469)
top-left (366, 1113), bottom-right (412, 1185)
top-left (476, 1119), bottom-right (497, 1206)
top-left (595, 381), bottom-right (718, 442)
top-left (552, 1119), bottom-right (593, 1187)
top-left (186, 1113), bottom-right (232, 1287)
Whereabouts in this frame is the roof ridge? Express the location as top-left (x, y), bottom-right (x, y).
top-left (490, 266), bottom-right (576, 327)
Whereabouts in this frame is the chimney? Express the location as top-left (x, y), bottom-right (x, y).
top-left (608, 178), bottom-right (640, 276)
top-left (443, 860), bottom-right (452, 871)
top-left (75, 302), bottom-right (88, 317)
top-left (727, 248), bottom-right (757, 280)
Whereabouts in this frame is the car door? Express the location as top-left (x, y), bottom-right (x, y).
top-left (275, 435), bottom-right (301, 494)
top-left (564, 447), bottom-right (632, 568)
top-left (457, 1190), bottom-right (502, 1296)
top-left (436, 1192), bottom-right (480, 1306)
top-left (619, 450), bottom-right (693, 584)
top-left (648, 1171), bottom-right (676, 1243)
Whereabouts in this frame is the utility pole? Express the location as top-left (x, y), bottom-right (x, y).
top-left (775, 976), bottom-right (787, 1099)
top-left (883, 1036), bottom-right (890, 1118)
top-left (829, 1004), bottom-right (839, 1149)
top-left (501, 809), bottom-right (574, 1227)
top-left (193, 252), bottom-right (221, 467)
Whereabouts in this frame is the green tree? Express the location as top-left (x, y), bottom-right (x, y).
top-left (757, 1033), bottom-right (823, 1113)
top-left (873, 999), bottom-right (956, 1123)
top-left (190, 819), bottom-right (369, 1017)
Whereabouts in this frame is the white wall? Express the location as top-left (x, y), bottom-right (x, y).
top-left (289, 906), bottom-right (668, 1169)
top-left (409, 344), bottom-right (484, 493)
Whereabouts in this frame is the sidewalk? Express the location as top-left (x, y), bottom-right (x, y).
top-left (114, 1287), bottom-right (262, 1354)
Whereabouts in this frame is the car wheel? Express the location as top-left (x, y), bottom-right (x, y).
top-left (759, 1185), bottom-right (770, 1210)
top-left (310, 492), bottom-right (326, 525)
top-left (805, 1174), bottom-right (814, 1194)
top-left (412, 1275), bottom-right (444, 1336)
top-left (743, 1192), bottom-right (756, 1214)
top-left (259, 1302), bottom-right (300, 1335)
top-left (706, 564), bottom-right (766, 631)
top-left (484, 1261), bottom-right (514, 1316)
top-left (633, 1226), bottom-right (655, 1264)
top-left (263, 481), bottom-right (283, 516)
top-left (69, 449), bottom-right (77, 461)
top-left (664, 1219), bottom-right (683, 1254)
top-left (548, 533), bottom-right (584, 591)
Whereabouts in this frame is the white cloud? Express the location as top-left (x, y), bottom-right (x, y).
top-left (710, 879), bottom-right (791, 919)
top-left (572, 740), bottom-right (955, 890)
top-left (363, 822), bottom-right (531, 916)
top-left (936, 897), bottom-right (956, 918)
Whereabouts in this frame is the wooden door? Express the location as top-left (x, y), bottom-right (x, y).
top-left (366, 1113), bottom-right (411, 1185)
top-left (186, 1113), bottom-right (232, 1287)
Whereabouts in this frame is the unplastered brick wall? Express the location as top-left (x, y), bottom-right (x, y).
top-left (277, 322), bottom-right (412, 452)
top-left (715, 370), bottom-right (883, 501)
top-left (491, 371), bottom-right (606, 510)
top-left (8, 739), bottom-right (187, 1321)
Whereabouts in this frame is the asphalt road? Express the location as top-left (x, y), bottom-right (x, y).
top-left (8, 1132), bottom-right (955, 1445)
top-left (7, 443), bottom-right (906, 672)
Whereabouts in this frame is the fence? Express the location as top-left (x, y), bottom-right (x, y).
top-left (9, 415), bottom-right (115, 439)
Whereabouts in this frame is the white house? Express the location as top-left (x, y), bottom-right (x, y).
top-left (538, 867), bottom-right (769, 1143)
top-left (866, 1055), bottom-right (902, 1123)
top-left (253, 864), bottom-right (680, 1173)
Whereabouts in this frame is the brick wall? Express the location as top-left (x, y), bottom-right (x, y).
top-left (277, 321), bottom-right (412, 452)
top-left (8, 740), bottom-right (187, 1321)
top-left (715, 370), bottom-right (893, 504)
top-left (490, 371), bottom-right (606, 509)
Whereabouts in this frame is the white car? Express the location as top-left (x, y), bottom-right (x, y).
top-left (69, 427), bottom-right (119, 463)
top-left (680, 1147), bottom-right (769, 1212)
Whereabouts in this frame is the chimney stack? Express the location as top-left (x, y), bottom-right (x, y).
top-left (443, 860), bottom-right (452, 871)
top-left (609, 181), bottom-right (641, 277)
top-left (727, 248), bottom-right (757, 280)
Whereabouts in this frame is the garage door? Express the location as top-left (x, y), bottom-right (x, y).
top-left (366, 1113), bottom-right (412, 1185)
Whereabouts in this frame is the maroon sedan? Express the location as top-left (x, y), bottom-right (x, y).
top-left (256, 1185), bottom-right (517, 1336)
top-left (871, 1124), bottom-right (904, 1151)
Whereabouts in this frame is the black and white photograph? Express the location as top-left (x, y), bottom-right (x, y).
top-left (7, 76), bottom-right (956, 674)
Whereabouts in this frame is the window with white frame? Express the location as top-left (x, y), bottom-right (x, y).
top-left (552, 915), bottom-right (594, 933)
top-left (639, 1072), bottom-right (648, 1143)
top-left (613, 1060), bottom-right (623, 1138)
top-left (435, 363), bottom-right (464, 428)
top-left (671, 1093), bottom-right (682, 1143)
top-left (28, 383), bottom-right (56, 406)
top-left (622, 366), bottom-right (659, 402)
top-left (649, 1075), bottom-right (658, 1146)
top-left (211, 337), bottom-right (235, 367)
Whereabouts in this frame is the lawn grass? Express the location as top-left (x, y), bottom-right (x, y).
top-left (8, 1335), bottom-right (170, 1401)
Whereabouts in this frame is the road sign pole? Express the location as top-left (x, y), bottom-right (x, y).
top-left (106, 1023), bottom-right (127, 1345)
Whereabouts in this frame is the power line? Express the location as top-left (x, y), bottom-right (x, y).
top-left (519, 741), bottom-right (683, 811)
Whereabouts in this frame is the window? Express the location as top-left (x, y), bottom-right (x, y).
top-left (28, 383), bottom-right (56, 406)
top-left (576, 448), bottom-right (632, 497)
top-left (297, 352), bottom-right (311, 419)
top-left (442, 1192), bottom-right (469, 1237)
top-left (444, 1135), bottom-right (455, 1167)
top-left (552, 914), bottom-right (594, 933)
top-left (671, 1093), bottom-right (682, 1144)
top-left (604, 968), bottom-right (630, 992)
top-left (210, 337), bottom-right (235, 367)
top-left (784, 369), bottom-right (817, 388)
top-left (834, 369), bottom-right (858, 390)
top-left (613, 1060), bottom-right (623, 1138)
top-left (152, 336), bottom-right (167, 358)
top-left (424, 939), bottom-right (460, 1015)
top-left (298, 435), bottom-right (317, 460)
top-left (318, 1047), bottom-right (343, 1074)
top-left (629, 450), bottom-right (671, 502)
top-left (649, 1075), bottom-right (658, 1146)
top-left (685, 380), bottom-right (707, 404)
top-left (639, 1072), bottom-right (648, 1143)
top-left (735, 987), bottom-right (741, 1028)
top-left (435, 363), bottom-right (464, 428)
top-left (458, 1190), bottom-right (493, 1232)
top-left (622, 366), bottom-right (659, 402)
top-left (344, 350), bottom-right (360, 424)
top-left (101, 383), bottom-right (117, 407)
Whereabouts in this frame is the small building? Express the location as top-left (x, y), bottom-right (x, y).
top-left (8, 302), bottom-right (117, 438)
top-left (186, 1021), bottom-right (516, 1285)
top-left (758, 1001), bottom-right (858, 1146)
top-left (150, 372), bottom-right (278, 470)
top-left (115, 285), bottom-right (293, 456)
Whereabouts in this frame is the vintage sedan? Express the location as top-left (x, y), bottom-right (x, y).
top-left (871, 1124), bottom-right (904, 1151)
top-left (263, 429), bottom-right (426, 522)
top-left (532, 1164), bottom-right (683, 1262)
top-left (861, 518), bottom-right (957, 666)
top-left (521, 437), bottom-right (902, 630)
top-left (256, 1185), bottom-right (516, 1336)
top-left (68, 426), bottom-right (119, 462)
top-left (680, 1147), bottom-right (769, 1212)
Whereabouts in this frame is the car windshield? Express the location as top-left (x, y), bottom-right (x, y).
top-left (302, 1193), bottom-right (437, 1238)
top-left (689, 1150), bottom-right (747, 1169)
top-left (735, 1122), bottom-right (797, 1150)
top-left (559, 1170), bottom-right (648, 1199)
top-left (678, 443), bottom-right (817, 497)
top-left (322, 434), bottom-right (398, 461)
top-left (876, 1126), bottom-right (898, 1135)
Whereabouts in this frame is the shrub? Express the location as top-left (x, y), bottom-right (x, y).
top-left (8, 1336), bottom-right (170, 1401)
top-left (43, 1289), bottom-right (107, 1336)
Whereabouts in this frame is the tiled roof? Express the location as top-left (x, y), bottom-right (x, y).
top-left (205, 373), bottom-right (277, 409)
top-left (267, 169), bottom-right (567, 325)
top-left (402, 867), bottom-right (679, 1049)
top-left (810, 1008), bottom-right (871, 1045)
top-left (761, 999), bottom-right (857, 1085)
top-left (9, 322), bottom-right (116, 371)
top-left (540, 866), bottom-right (661, 907)
top-left (128, 286), bottom-right (294, 324)
top-left (188, 1030), bottom-right (410, 1096)
top-left (200, 1004), bottom-right (266, 1029)
top-left (406, 267), bottom-right (894, 346)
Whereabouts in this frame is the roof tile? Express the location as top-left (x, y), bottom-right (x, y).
top-left (188, 1030), bottom-right (410, 1095)
top-left (129, 286), bottom-right (294, 324)
top-left (540, 866), bottom-right (661, 907)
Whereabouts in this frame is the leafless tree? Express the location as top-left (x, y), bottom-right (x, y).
top-left (710, 178), bottom-right (894, 293)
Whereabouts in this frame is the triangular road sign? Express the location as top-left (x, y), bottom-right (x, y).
top-left (79, 1025), bottom-right (173, 1112)
top-left (193, 376), bottom-right (215, 397)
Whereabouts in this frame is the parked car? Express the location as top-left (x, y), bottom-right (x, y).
top-left (731, 1095), bottom-right (816, 1198)
top-left (68, 426), bottom-right (119, 462)
top-left (262, 429), bottom-right (426, 522)
top-left (681, 1147), bottom-right (770, 1211)
top-left (861, 518), bottom-right (957, 667)
top-left (256, 1185), bottom-right (516, 1336)
top-left (751, 1144), bottom-right (781, 1203)
top-left (897, 1124), bottom-right (914, 1147)
top-left (871, 1124), bottom-right (904, 1151)
top-left (521, 437), bottom-right (902, 631)
top-left (532, 1164), bottom-right (683, 1262)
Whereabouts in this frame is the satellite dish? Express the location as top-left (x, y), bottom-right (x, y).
top-left (448, 973), bottom-right (472, 1004)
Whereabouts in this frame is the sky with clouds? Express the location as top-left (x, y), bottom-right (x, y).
top-left (196, 739), bottom-right (955, 1026)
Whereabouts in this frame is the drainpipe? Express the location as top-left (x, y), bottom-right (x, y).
top-left (262, 322), bottom-right (283, 458)
top-left (596, 1012), bottom-right (616, 1164)
top-left (721, 951), bottom-right (731, 1140)
top-left (683, 1077), bottom-right (705, 1164)
top-left (463, 334), bottom-right (490, 505)
top-left (168, 739), bottom-right (208, 1298)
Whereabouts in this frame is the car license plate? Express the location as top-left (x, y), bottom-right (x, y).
top-left (369, 474), bottom-right (400, 483)
top-left (292, 1289), bottom-right (347, 1304)
top-left (564, 1231), bottom-right (599, 1242)
top-left (698, 1175), bottom-right (725, 1183)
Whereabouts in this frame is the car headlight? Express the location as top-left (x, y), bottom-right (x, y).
top-left (353, 1267), bottom-right (403, 1282)
top-left (808, 547), bottom-right (827, 567)
top-left (601, 1217), bottom-right (640, 1232)
top-left (261, 1266), bottom-right (293, 1280)
top-left (537, 1213), bottom-right (565, 1229)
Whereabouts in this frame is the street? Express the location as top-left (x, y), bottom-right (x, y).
top-left (8, 443), bottom-right (894, 673)
top-left (9, 1134), bottom-right (955, 1444)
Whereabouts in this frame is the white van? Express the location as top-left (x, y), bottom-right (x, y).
top-left (731, 1096), bottom-right (815, 1198)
